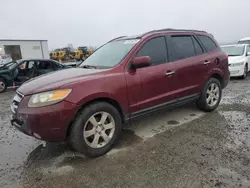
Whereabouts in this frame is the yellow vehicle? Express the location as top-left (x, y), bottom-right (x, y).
top-left (74, 46), bottom-right (93, 61)
top-left (50, 48), bottom-right (60, 60)
top-left (57, 47), bottom-right (75, 61)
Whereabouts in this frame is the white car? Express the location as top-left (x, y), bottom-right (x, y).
top-left (221, 44), bottom-right (250, 79)
top-left (238, 37), bottom-right (250, 45)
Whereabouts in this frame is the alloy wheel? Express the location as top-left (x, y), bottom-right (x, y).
top-left (83, 111), bottom-right (115, 148)
top-left (0, 81), bottom-right (6, 92)
top-left (206, 83), bottom-right (220, 107)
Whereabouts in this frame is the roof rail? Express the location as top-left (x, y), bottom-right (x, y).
top-left (108, 36), bottom-right (127, 43)
top-left (142, 28), bottom-right (206, 36)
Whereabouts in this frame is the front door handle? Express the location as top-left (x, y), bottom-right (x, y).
top-left (165, 71), bottom-right (175, 76)
top-left (204, 60), bottom-right (211, 65)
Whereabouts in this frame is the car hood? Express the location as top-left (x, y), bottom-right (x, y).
top-left (0, 65), bottom-right (9, 71)
top-left (0, 69), bottom-right (9, 73)
top-left (0, 66), bottom-right (10, 73)
top-left (228, 56), bottom-right (244, 64)
top-left (17, 68), bottom-right (105, 95)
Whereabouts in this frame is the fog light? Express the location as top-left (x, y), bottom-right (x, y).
top-left (33, 133), bottom-right (42, 139)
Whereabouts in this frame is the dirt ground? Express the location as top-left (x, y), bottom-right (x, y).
top-left (1, 76), bottom-right (250, 188)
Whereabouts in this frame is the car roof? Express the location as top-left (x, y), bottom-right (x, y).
top-left (110, 28), bottom-right (210, 42)
top-left (19, 58), bottom-right (58, 62)
top-left (239, 37), bottom-right (250, 41)
top-left (221, 44), bottom-right (248, 47)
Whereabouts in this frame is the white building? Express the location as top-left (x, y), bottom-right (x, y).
top-left (0, 39), bottom-right (49, 60)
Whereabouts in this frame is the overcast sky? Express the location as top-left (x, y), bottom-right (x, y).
top-left (1, 0), bottom-right (250, 49)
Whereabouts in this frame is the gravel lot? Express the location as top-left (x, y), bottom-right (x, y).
top-left (1, 76), bottom-right (250, 188)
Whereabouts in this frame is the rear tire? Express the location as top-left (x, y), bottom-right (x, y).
top-left (0, 78), bottom-right (7, 93)
top-left (69, 102), bottom-right (122, 157)
top-left (197, 78), bottom-right (222, 112)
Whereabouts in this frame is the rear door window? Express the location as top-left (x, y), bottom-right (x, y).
top-left (37, 61), bottom-right (55, 75)
top-left (168, 35), bottom-right (196, 62)
top-left (136, 37), bottom-right (168, 66)
top-left (197, 35), bottom-right (217, 52)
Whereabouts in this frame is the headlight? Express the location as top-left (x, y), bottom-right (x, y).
top-left (230, 62), bottom-right (244, 67)
top-left (28, 89), bottom-right (72, 108)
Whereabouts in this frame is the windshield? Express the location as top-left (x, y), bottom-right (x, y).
top-left (79, 39), bottom-right (140, 69)
top-left (238, 40), bottom-right (250, 45)
top-left (221, 46), bottom-right (245, 56)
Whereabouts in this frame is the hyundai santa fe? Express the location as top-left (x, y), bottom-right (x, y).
top-left (10, 28), bottom-right (229, 157)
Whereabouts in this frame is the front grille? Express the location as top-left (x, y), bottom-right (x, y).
top-left (11, 91), bottom-right (24, 113)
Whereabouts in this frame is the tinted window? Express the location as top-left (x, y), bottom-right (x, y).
top-left (52, 61), bottom-right (63, 69)
top-left (197, 35), bottom-right (217, 52)
top-left (192, 36), bottom-right (204, 55)
top-left (37, 61), bottom-right (54, 70)
top-left (136, 37), bottom-right (168, 66)
top-left (169, 36), bottom-right (195, 61)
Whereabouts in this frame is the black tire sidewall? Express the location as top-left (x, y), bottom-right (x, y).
top-left (197, 78), bottom-right (222, 112)
top-left (243, 65), bottom-right (247, 79)
top-left (69, 102), bottom-right (122, 157)
top-left (0, 78), bottom-right (7, 93)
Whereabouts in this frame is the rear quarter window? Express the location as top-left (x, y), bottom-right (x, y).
top-left (197, 35), bottom-right (217, 52)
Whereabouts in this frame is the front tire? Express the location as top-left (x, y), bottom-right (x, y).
top-left (241, 64), bottom-right (248, 79)
top-left (0, 78), bottom-right (7, 93)
top-left (69, 102), bottom-right (122, 157)
top-left (197, 78), bottom-right (222, 112)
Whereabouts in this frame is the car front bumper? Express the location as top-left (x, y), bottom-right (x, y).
top-left (229, 65), bottom-right (245, 77)
top-left (10, 96), bottom-right (79, 142)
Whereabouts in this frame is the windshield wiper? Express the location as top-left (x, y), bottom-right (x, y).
top-left (81, 65), bottom-right (97, 69)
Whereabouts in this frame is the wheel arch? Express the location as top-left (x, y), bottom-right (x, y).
top-left (210, 73), bottom-right (225, 88)
top-left (0, 76), bottom-right (9, 86)
top-left (66, 97), bottom-right (127, 139)
top-left (0, 76), bottom-right (8, 92)
top-left (205, 68), bottom-right (225, 89)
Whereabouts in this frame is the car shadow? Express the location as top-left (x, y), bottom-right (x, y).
top-left (24, 102), bottom-right (200, 169)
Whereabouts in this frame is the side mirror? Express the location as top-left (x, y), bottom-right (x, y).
top-left (247, 52), bottom-right (250, 56)
top-left (131, 56), bottom-right (152, 69)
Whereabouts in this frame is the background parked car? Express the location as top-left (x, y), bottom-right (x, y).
top-left (238, 37), bottom-right (250, 45)
top-left (0, 59), bottom-right (71, 93)
top-left (221, 44), bottom-right (250, 79)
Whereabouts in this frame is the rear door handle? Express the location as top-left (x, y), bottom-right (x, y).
top-left (165, 71), bottom-right (175, 76)
top-left (204, 60), bottom-right (211, 65)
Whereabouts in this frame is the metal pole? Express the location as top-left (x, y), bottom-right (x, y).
top-left (40, 41), bottom-right (44, 59)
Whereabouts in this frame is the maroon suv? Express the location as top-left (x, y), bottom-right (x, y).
top-left (10, 28), bottom-right (229, 157)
